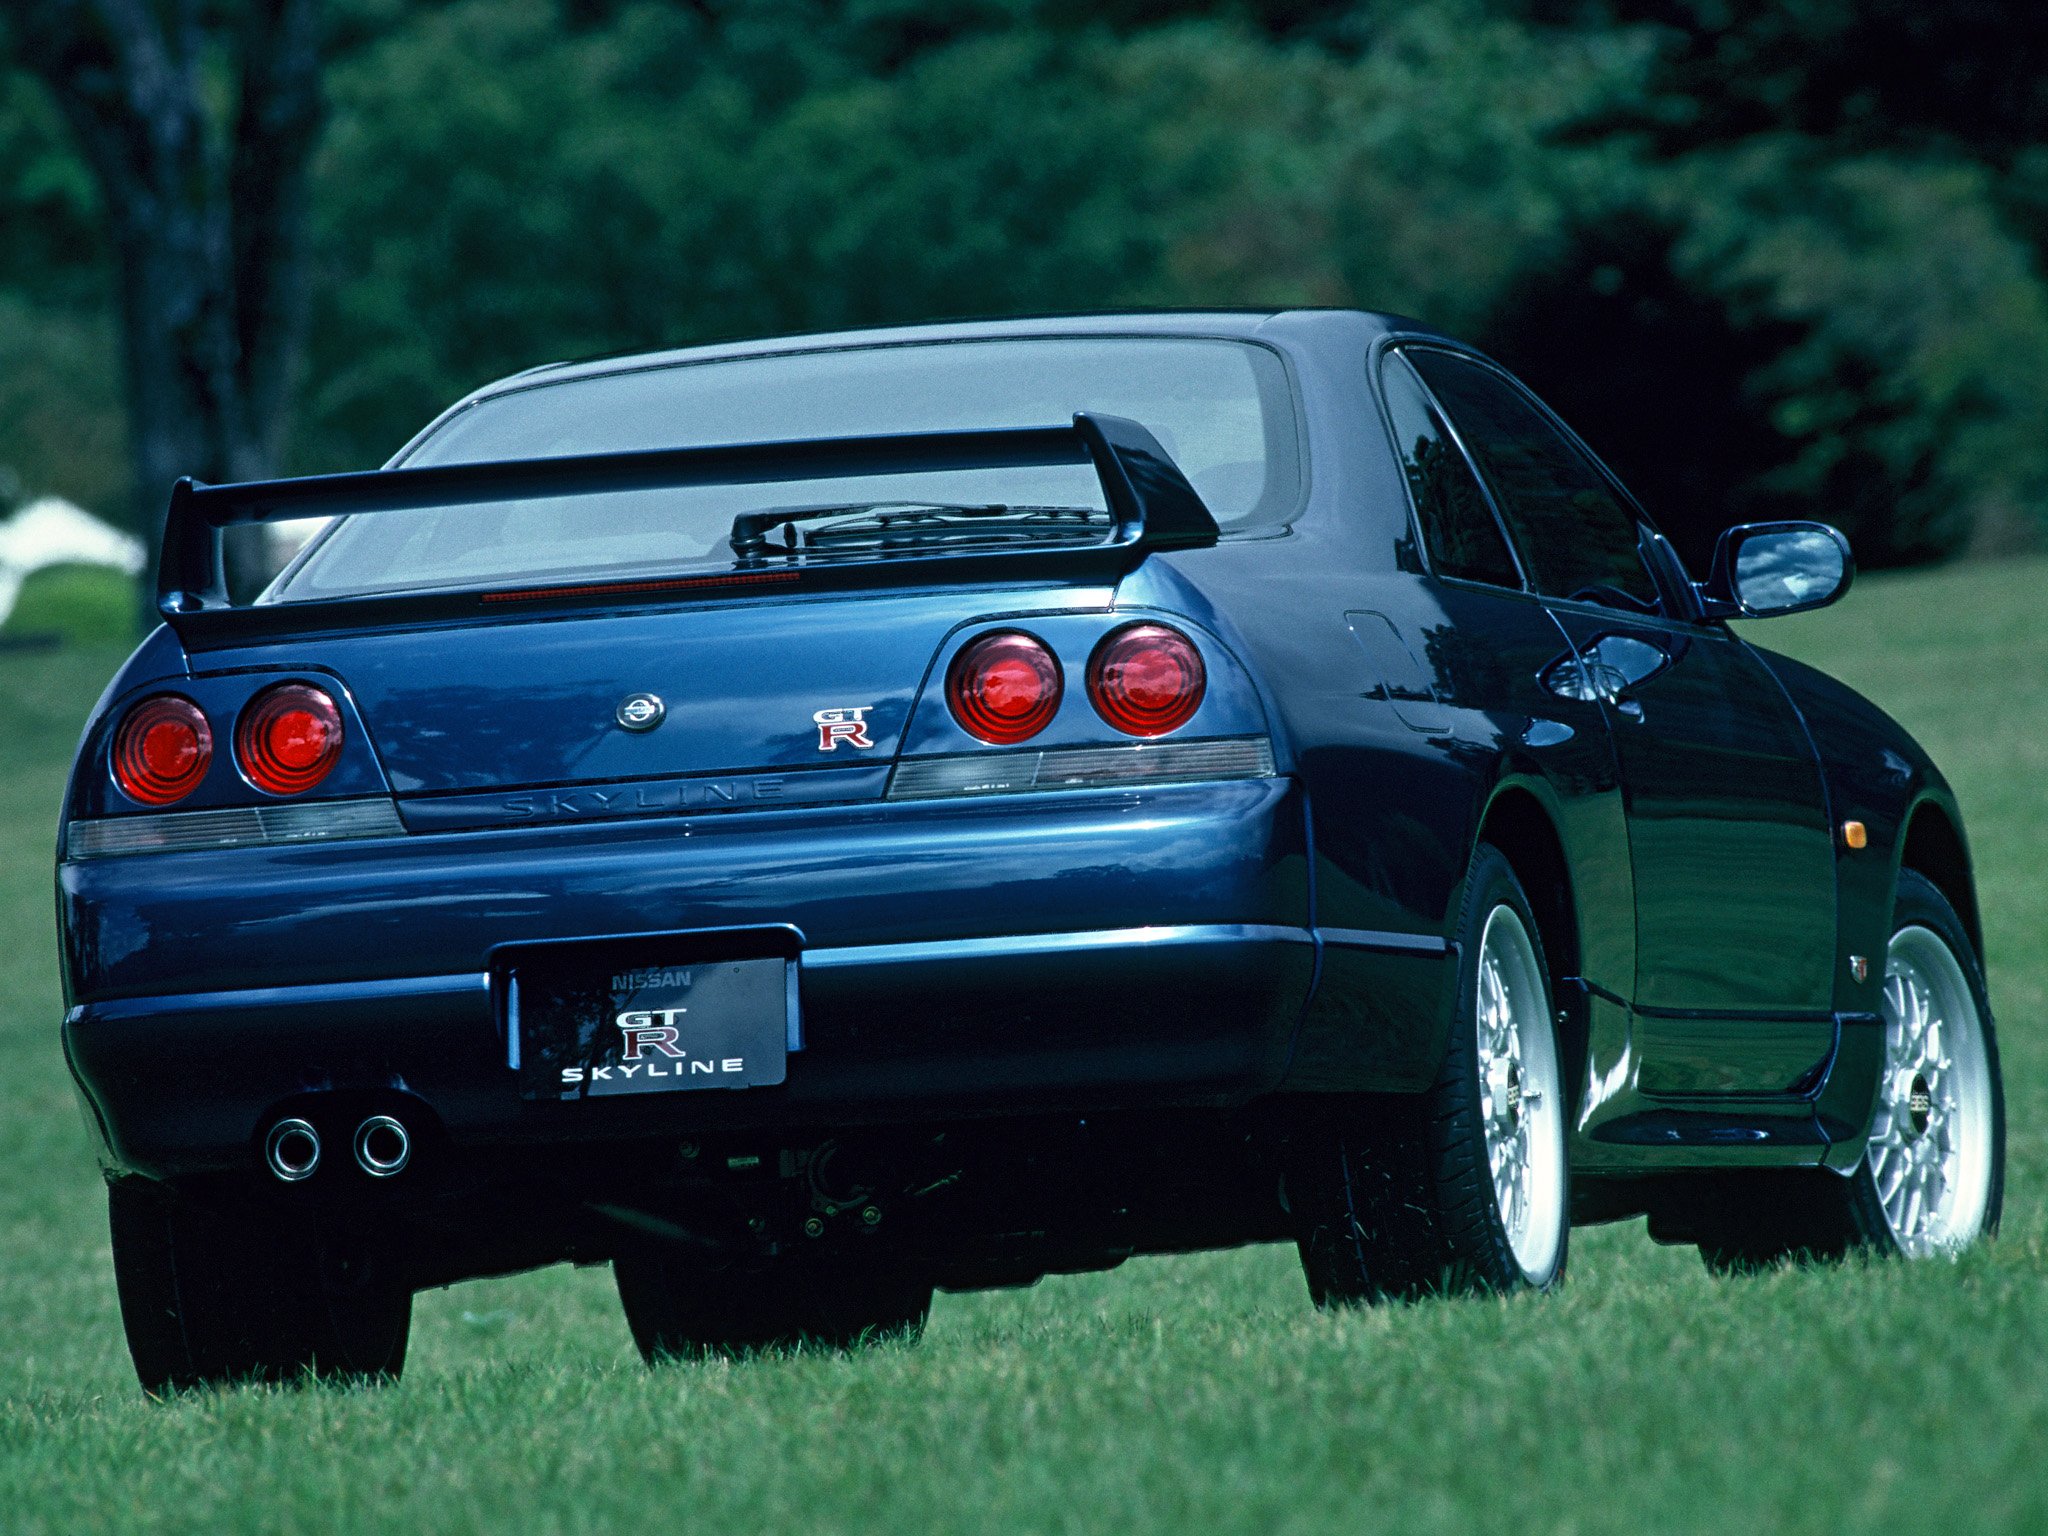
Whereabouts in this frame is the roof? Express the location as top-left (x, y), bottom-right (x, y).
top-left (468, 308), bottom-right (1421, 402)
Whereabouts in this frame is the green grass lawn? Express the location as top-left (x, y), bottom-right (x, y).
top-left (0, 563), bottom-right (139, 649)
top-left (3, 561), bottom-right (2045, 1534)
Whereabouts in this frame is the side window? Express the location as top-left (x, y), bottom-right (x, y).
top-left (1407, 350), bottom-right (1663, 613)
top-left (1380, 352), bottom-right (1520, 588)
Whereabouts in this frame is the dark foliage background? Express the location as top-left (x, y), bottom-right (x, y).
top-left (4, 0), bottom-right (2045, 574)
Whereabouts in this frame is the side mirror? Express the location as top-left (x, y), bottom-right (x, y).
top-left (1699, 522), bottom-right (1854, 619)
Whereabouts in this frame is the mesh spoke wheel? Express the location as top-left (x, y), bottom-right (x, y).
top-left (1868, 925), bottom-right (1997, 1255)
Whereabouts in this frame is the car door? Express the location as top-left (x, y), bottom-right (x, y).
top-left (1276, 348), bottom-right (1634, 1098)
top-left (1406, 347), bottom-right (1839, 1096)
top-left (1364, 351), bottom-right (1636, 1012)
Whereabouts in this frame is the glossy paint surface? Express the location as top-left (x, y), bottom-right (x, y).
top-left (65, 778), bottom-right (1318, 1174)
top-left (1544, 604), bottom-right (1841, 1122)
top-left (55, 308), bottom-right (1973, 1190)
top-left (1547, 607), bottom-right (1836, 1018)
top-left (65, 776), bottom-right (1306, 997)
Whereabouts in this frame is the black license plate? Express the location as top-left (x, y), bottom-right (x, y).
top-left (505, 932), bottom-right (796, 1101)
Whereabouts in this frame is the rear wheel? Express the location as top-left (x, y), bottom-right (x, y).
top-left (614, 1247), bottom-right (933, 1362)
top-left (1691, 869), bottom-right (2005, 1271)
top-left (108, 1179), bottom-right (411, 1396)
top-left (1290, 844), bottom-right (1569, 1303)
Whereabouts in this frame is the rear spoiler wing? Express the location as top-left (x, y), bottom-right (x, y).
top-left (158, 412), bottom-right (1219, 642)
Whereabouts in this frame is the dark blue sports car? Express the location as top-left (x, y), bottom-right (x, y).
top-left (58, 311), bottom-right (2005, 1392)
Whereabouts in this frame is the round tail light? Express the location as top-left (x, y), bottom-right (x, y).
top-left (111, 695), bottom-right (213, 805)
top-left (946, 631), bottom-right (1063, 744)
top-left (236, 683), bottom-right (344, 795)
top-left (1087, 623), bottom-right (1206, 737)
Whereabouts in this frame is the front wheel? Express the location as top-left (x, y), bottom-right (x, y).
top-left (1863, 908), bottom-right (2003, 1254)
top-left (1691, 869), bottom-right (2005, 1271)
top-left (1291, 844), bottom-right (1569, 1303)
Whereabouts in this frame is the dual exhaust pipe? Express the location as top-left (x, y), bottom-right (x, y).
top-left (263, 1114), bottom-right (412, 1183)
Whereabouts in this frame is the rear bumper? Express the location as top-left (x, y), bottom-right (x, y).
top-left (60, 778), bottom-right (1354, 1177)
top-left (67, 923), bottom-right (1315, 1177)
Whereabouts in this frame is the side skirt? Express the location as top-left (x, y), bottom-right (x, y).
top-left (1569, 986), bottom-right (1884, 1175)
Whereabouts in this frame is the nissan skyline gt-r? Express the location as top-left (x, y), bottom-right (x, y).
top-left (57, 310), bottom-right (2005, 1393)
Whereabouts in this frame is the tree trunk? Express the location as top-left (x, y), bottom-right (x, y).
top-left (11, 0), bottom-right (326, 626)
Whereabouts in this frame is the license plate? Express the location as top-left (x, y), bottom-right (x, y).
top-left (505, 933), bottom-right (795, 1101)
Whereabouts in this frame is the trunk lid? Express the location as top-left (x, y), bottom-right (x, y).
top-left (199, 585), bottom-right (1108, 802)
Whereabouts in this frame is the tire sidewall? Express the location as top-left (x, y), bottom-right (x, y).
top-left (1445, 844), bottom-right (1570, 1291)
top-left (108, 1179), bottom-right (409, 1394)
top-left (1853, 869), bottom-right (2007, 1247)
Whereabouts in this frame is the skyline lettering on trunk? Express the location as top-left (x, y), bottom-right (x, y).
top-left (502, 779), bottom-right (785, 818)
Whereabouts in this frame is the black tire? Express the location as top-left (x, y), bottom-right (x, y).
top-left (1290, 843), bottom-right (1570, 1304)
top-left (1688, 869), bottom-right (2006, 1273)
top-left (614, 1247), bottom-right (933, 1362)
top-left (109, 1179), bottom-right (411, 1396)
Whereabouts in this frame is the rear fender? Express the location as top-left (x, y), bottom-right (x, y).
top-left (1113, 554), bottom-right (1300, 768)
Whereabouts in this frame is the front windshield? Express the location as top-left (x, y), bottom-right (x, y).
top-left (274, 335), bottom-right (1302, 601)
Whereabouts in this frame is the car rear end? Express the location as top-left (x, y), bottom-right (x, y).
top-left (57, 329), bottom-right (1317, 1289)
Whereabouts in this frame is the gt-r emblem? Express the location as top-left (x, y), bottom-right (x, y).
top-left (616, 693), bottom-right (665, 731)
top-left (616, 1009), bottom-right (686, 1059)
top-left (813, 706), bottom-right (874, 751)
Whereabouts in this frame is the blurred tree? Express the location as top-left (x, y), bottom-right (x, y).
top-left (1668, 146), bottom-right (2048, 563)
top-left (5, 0), bottom-right (326, 602)
top-left (1524, 0), bottom-right (2048, 165)
top-left (0, 64), bottom-right (104, 304)
top-left (294, 2), bottom-right (1650, 464)
top-left (1128, 6), bottom-right (1652, 327)
top-left (0, 67), bottom-right (126, 513)
top-left (296, 2), bottom-right (1189, 465)
top-left (1488, 0), bottom-right (2048, 563)
top-left (1, 0), bottom-right (2043, 575)
top-left (1482, 212), bottom-right (1805, 574)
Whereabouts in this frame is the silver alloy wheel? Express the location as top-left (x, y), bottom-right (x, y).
top-left (1868, 925), bottom-right (1996, 1257)
top-left (1475, 904), bottom-right (1567, 1282)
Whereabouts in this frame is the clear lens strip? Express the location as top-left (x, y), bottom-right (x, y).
top-left (68, 741), bottom-right (1278, 852)
top-left (66, 797), bottom-right (406, 860)
top-left (887, 736), bottom-right (1275, 800)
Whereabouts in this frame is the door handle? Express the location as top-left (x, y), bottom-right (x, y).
top-left (1540, 638), bottom-right (1666, 711)
top-left (1579, 635), bottom-right (1671, 709)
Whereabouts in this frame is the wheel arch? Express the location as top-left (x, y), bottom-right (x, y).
top-left (1897, 796), bottom-right (1982, 963)
top-left (1473, 782), bottom-right (1586, 1107)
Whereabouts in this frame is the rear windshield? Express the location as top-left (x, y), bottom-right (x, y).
top-left (274, 336), bottom-right (1302, 600)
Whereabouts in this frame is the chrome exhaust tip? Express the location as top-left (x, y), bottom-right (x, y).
top-left (353, 1115), bottom-right (411, 1178)
top-left (265, 1118), bottom-right (322, 1182)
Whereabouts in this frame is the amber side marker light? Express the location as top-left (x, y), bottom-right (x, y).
top-left (1842, 820), bottom-right (1869, 850)
top-left (111, 695), bottom-right (213, 805)
top-left (237, 683), bottom-right (344, 795)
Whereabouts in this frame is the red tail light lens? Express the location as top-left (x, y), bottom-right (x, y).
top-left (236, 683), bottom-right (344, 796)
top-left (946, 631), bottom-right (1063, 745)
top-left (111, 695), bottom-right (213, 805)
top-left (1088, 623), bottom-right (1206, 737)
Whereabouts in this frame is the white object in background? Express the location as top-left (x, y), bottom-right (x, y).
top-left (0, 497), bottom-right (147, 627)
